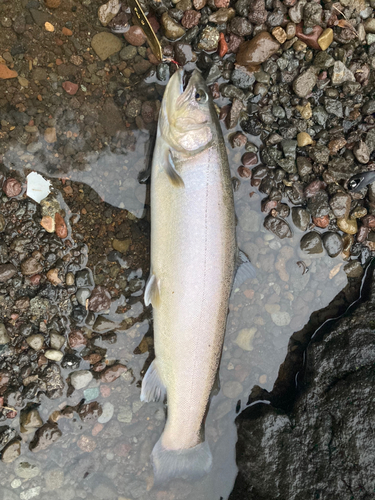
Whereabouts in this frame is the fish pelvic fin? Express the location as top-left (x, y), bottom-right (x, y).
top-left (144, 274), bottom-right (160, 307)
top-left (164, 149), bottom-right (184, 188)
top-left (141, 360), bottom-right (166, 403)
top-left (233, 249), bottom-right (256, 290)
top-left (151, 437), bottom-right (212, 487)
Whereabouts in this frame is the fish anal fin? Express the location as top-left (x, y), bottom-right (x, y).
top-left (164, 150), bottom-right (184, 188)
top-left (233, 249), bottom-right (256, 290)
top-left (144, 274), bottom-right (160, 307)
top-left (141, 360), bottom-right (166, 403)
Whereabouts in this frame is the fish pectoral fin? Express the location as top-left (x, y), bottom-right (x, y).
top-left (144, 273), bottom-right (160, 307)
top-left (164, 149), bottom-right (184, 188)
top-left (141, 360), bottom-right (166, 403)
top-left (233, 249), bottom-right (257, 290)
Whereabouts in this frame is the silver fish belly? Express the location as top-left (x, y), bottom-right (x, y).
top-left (141, 69), bottom-right (237, 485)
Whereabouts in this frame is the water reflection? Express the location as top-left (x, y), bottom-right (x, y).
top-left (1, 101), bottom-right (353, 500)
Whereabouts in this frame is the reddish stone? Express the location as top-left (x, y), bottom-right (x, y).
top-left (242, 152), bottom-right (258, 166)
top-left (147, 15), bottom-right (160, 33)
top-left (29, 274), bottom-right (41, 286)
top-left (219, 104), bottom-right (230, 121)
top-left (68, 330), bottom-right (87, 348)
top-left (100, 385), bottom-right (111, 398)
top-left (215, 0), bottom-right (229, 7)
top-left (92, 423), bottom-right (103, 436)
top-left (209, 82), bottom-right (220, 99)
top-left (114, 442), bottom-right (132, 457)
top-left (83, 353), bottom-right (103, 365)
top-left (55, 213), bottom-right (68, 238)
top-left (3, 178), bottom-right (22, 197)
top-left (62, 27), bottom-right (73, 36)
top-left (237, 166), bottom-right (252, 179)
top-left (181, 10), bottom-right (201, 29)
top-left (62, 81), bottom-right (79, 95)
top-left (361, 215), bottom-right (375, 228)
top-left (304, 179), bottom-right (326, 198)
top-left (226, 33), bottom-right (243, 54)
top-left (313, 215), bottom-right (329, 228)
top-left (261, 198), bottom-right (278, 214)
top-left (0, 64), bottom-right (18, 80)
top-left (124, 26), bottom-right (147, 46)
top-left (100, 364), bottom-right (127, 383)
top-left (295, 23), bottom-right (323, 50)
top-left (218, 32), bottom-right (228, 58)
top-left (357, 226), bottom-right (369, 243)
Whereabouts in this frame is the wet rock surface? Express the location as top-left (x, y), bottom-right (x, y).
top-left (231, 266), bottom-right (375, 500)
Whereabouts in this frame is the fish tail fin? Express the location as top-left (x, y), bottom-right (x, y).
top-left (151, 436), bottom-right (212, 486)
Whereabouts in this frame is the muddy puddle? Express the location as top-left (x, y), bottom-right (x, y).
top-left (0, 101), bottom-right (363, 500)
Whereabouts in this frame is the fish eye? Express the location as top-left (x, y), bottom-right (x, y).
top-left (348, 178), bottom-right (360, 190)
top-left (195, 89), bottom-right (208, 103)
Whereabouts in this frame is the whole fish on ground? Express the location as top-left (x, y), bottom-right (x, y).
top-left (141, 68), bottom-right (255, 485)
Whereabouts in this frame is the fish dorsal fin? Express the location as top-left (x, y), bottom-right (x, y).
top-left (164, 149), bottom-right (184, 188)
top-left (144, 273), bottom-right (160, 307)
top-left (233, 250), bottom-right (256, 290)
top-left (141, 360), bottom-right (166, 403)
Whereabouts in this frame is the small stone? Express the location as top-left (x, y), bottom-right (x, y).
top-left (297, 132), bottom-right (313, 147)
top-left (322, 232), bottom-right (343, 258)
top-left (300, 232), bottom-right (323, 254)
top-left (0, 263), bottom-right (17, 282)
top-left (198, 26), bottom-right (220, 51)
top-left (45, 350), bottom-right (63, 362)
top-left (44, 127), bottom-right (57, 144)
top-left (0, 64), bottom-right (18, 79)
top-left (45, 469), bottom-right (64, 491)
top-left (337, 218), bottom-right (358, 235)
top-left (50, 333), bottom-right (65, 350)
top-left (78, 402), bottom-right (103, 423)
top-left (292, 207), bottom-right (310, 231)
top-left (3, 178), bottom-right (22, 197)
top-left (26, 334), bottom-right (44, 351)
top-left (223, 380), bottom-right (243, 399)
top-left (20, 409), bottom-right (43, 432)
top-left (286, 22), bottom-right (296, 40)
top-left (1, 441), bottom-right (21, 463)
top-left (353, 141), bottom-right (370, 164)
top-left (271, 311), bottom-right (291, 326)
top-left (120, 45), bottom-right (137, 60)
top-left (44, 22), bottom-right (54, 32)
top-left (234, 327), bottom-right (257, 351)
top-left (162, 13), bottom-right (185, 40)
top-left (209, 8), bottom-right (235, 24)
top-left (45, 0), bottom-right (61, 7)
top-left (21, 257), bottom-right (42, 276)
top-left (40, 216), bottom-right (55, 233)
top-left (272, 27), bottom-right (287, 44)
top-left (295, 22), bottom-right (323, 50)
top-left (124, 26), bottom-right (147, 46)
top-left (112, 238), bottom-right (131, 253)
top-left (29, 423), bottom-right (61, 452)
top-left (15, 460), bottom-right (41, 479)
top-left (91, 32), bottom-right (122, 61)
top-left (296, 102), bottom-right (312, 119)
top-left (312, 215), bottom-right (329, 228)
top-left (88, 286), bottom-right (111, 312)
top-left (293, 67), bottom-right (317, 98)
top-left (55, 213), bottom-right (68, 238)
top-left (318, 28), bottom-right (333, 50)
top-left (264, 216), bottom-right (292, 239)
top-left (62, 81), bottom-right (78, 95)
top-left (330, 192), bottom-right (351, 219)
top-left (181, 10), bottom-right (201, 29)
top-left (98, 0), bottom-right (121, 26)
top-left (331, 61), bottom-right (355, 85)
top-left (47, 269), bottom-right (61, 286)
top-left (230, 17), bottom-right (253, 37)
top-left (236, 32), bottom-right (280, 67)
top-left (70, 370), bottom-right (93, 390)
top-left (69, 330), bottom-right (87, 348)
top-left (98, 402), bottom-right (115, 424)
top-left (77, 435), bottom-right (96, 452)
top-left (76, 288), bottom-right (91, 306)
top-left (344, 261), bottom-right (364, 278)
top-left (62, 26), bottom-right (72, 36)
top-left (0, 323), bottom-right (10, 344)
top-left (100, 364), bottom-right (127, 383)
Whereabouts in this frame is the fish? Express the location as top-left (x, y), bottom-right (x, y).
top-left (347, 170), bottom-right (375, 192)
top-left (141, 68), bottom-right (255, 485)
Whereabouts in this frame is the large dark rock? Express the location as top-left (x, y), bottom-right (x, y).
top-left (230, 267), bottom-right (375, 500)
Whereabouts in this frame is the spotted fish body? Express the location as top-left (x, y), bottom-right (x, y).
top-left (141, 69), bottom-right (251, 485)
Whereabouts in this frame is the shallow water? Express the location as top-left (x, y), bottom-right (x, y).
top-left (1, 91), bottom-right (354, 499)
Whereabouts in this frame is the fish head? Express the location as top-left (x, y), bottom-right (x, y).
top-left (160, 69), bottom-right (215, 153)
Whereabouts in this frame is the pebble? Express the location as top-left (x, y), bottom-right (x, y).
top-left (1, 440), bottom-right (21, 463)
top-left (234, 327), bottom-right (256, 351)
top-left (40, 216), bottom-right (55, 233)
top-left (100, 364), bottom-right (127, 383)
top-left (55, 213), bottom-right (68, 238)
top-left (162, 12), bottom-right (185, 40)
top-left (0, 323), bottom-right (10, 344)
top-left (0, 213), bottom-right (5, 231)
top-left (124, 26), bottom-right (147, 46)
top-left (45, 469), bottom-right (64, 491)
top-left (62, 26), bottom-right (73, 36)
top-left (47, 268), bottom-right (61, 285)
top-left (50, 332), bottom-right (65, 349)
top-left (62, 81), bottom-right (78, 95)
top-left (45, 349), bottom-right (63, 361)
top-left (293, 67), bottom-right (317, 98)
top-left (295, 22), bottom-right (322, 50)
top-left (88, 286), bottom-right (111, 312)
top-left (44, 127), bottom-right (57, 143)
top-left (29, 423), bottom-right (62, 452)
top-left (112, 238), bottom-right (131, 253)
top-left (3, 178), bottom-right (22, 197)
top-left (45, 0), bottom-right (61, 7)
top-left (297, 132), bottom-right (313, 147)
top-left (198, 26), bottom-right (220, 51)
top-left (353, 141), bottom-right (370, 164)
top-left (329, 192), bottom-right (351, 219)
top-left (292, 207), bottom-right (310, 231)
top-left (181, 10), bottom-right (201, 29)
top-left (20, 487), bottom-right (41, 500)
top-left (83, 387), bottom-right (100, 402)
top-left (318, 28), bottom-right (333, 51)
top-left (223, 380), bottom-right (243, 399)
top-left (272, 27), bottom-right (287, 44)
top-left (300, 232), bottom-right (323, 254)
top-left (98, 402), bottom-right (115, 424)
top-left (337, 218), bottom-right (358, 235)
top-left (77, 435), bottom-right (96, 452)
top-left (26, 334), bottom-right (44, 351)
top-left (322, 232), bottom-right (343, 258)
top-left (0, 64), bottom-right (18, 79)
top-left (21, 257), bottom-right (42, 276)
top-left (76, 287), bottom-right (91, 306)
top-left (0, 263), bottom-right (17, 282)
top-left (44, 22), bottom-right (54, 32)
top-left (70, 370), bottom-right (93, 390)
top-left (236, 32), bottom-right (280, 67)
top-left (331, 61), bottom-right (355, 85)
top-left (69, 330), bottom-right (87, 347)
top-left (264, 216), bottom-right (292, 239)
top-left (344, 261), bottom-right (364, 278)
top-left (91, 32), bottom-right (122, 61)
top-left (20, 410), bottom-right (43, 433)
top-left (98, 0), bottom-right (121, 26)
top-left (120, 45), bottom-right (137, 60)
top-left (271, 311), bottom-right (291, 326)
